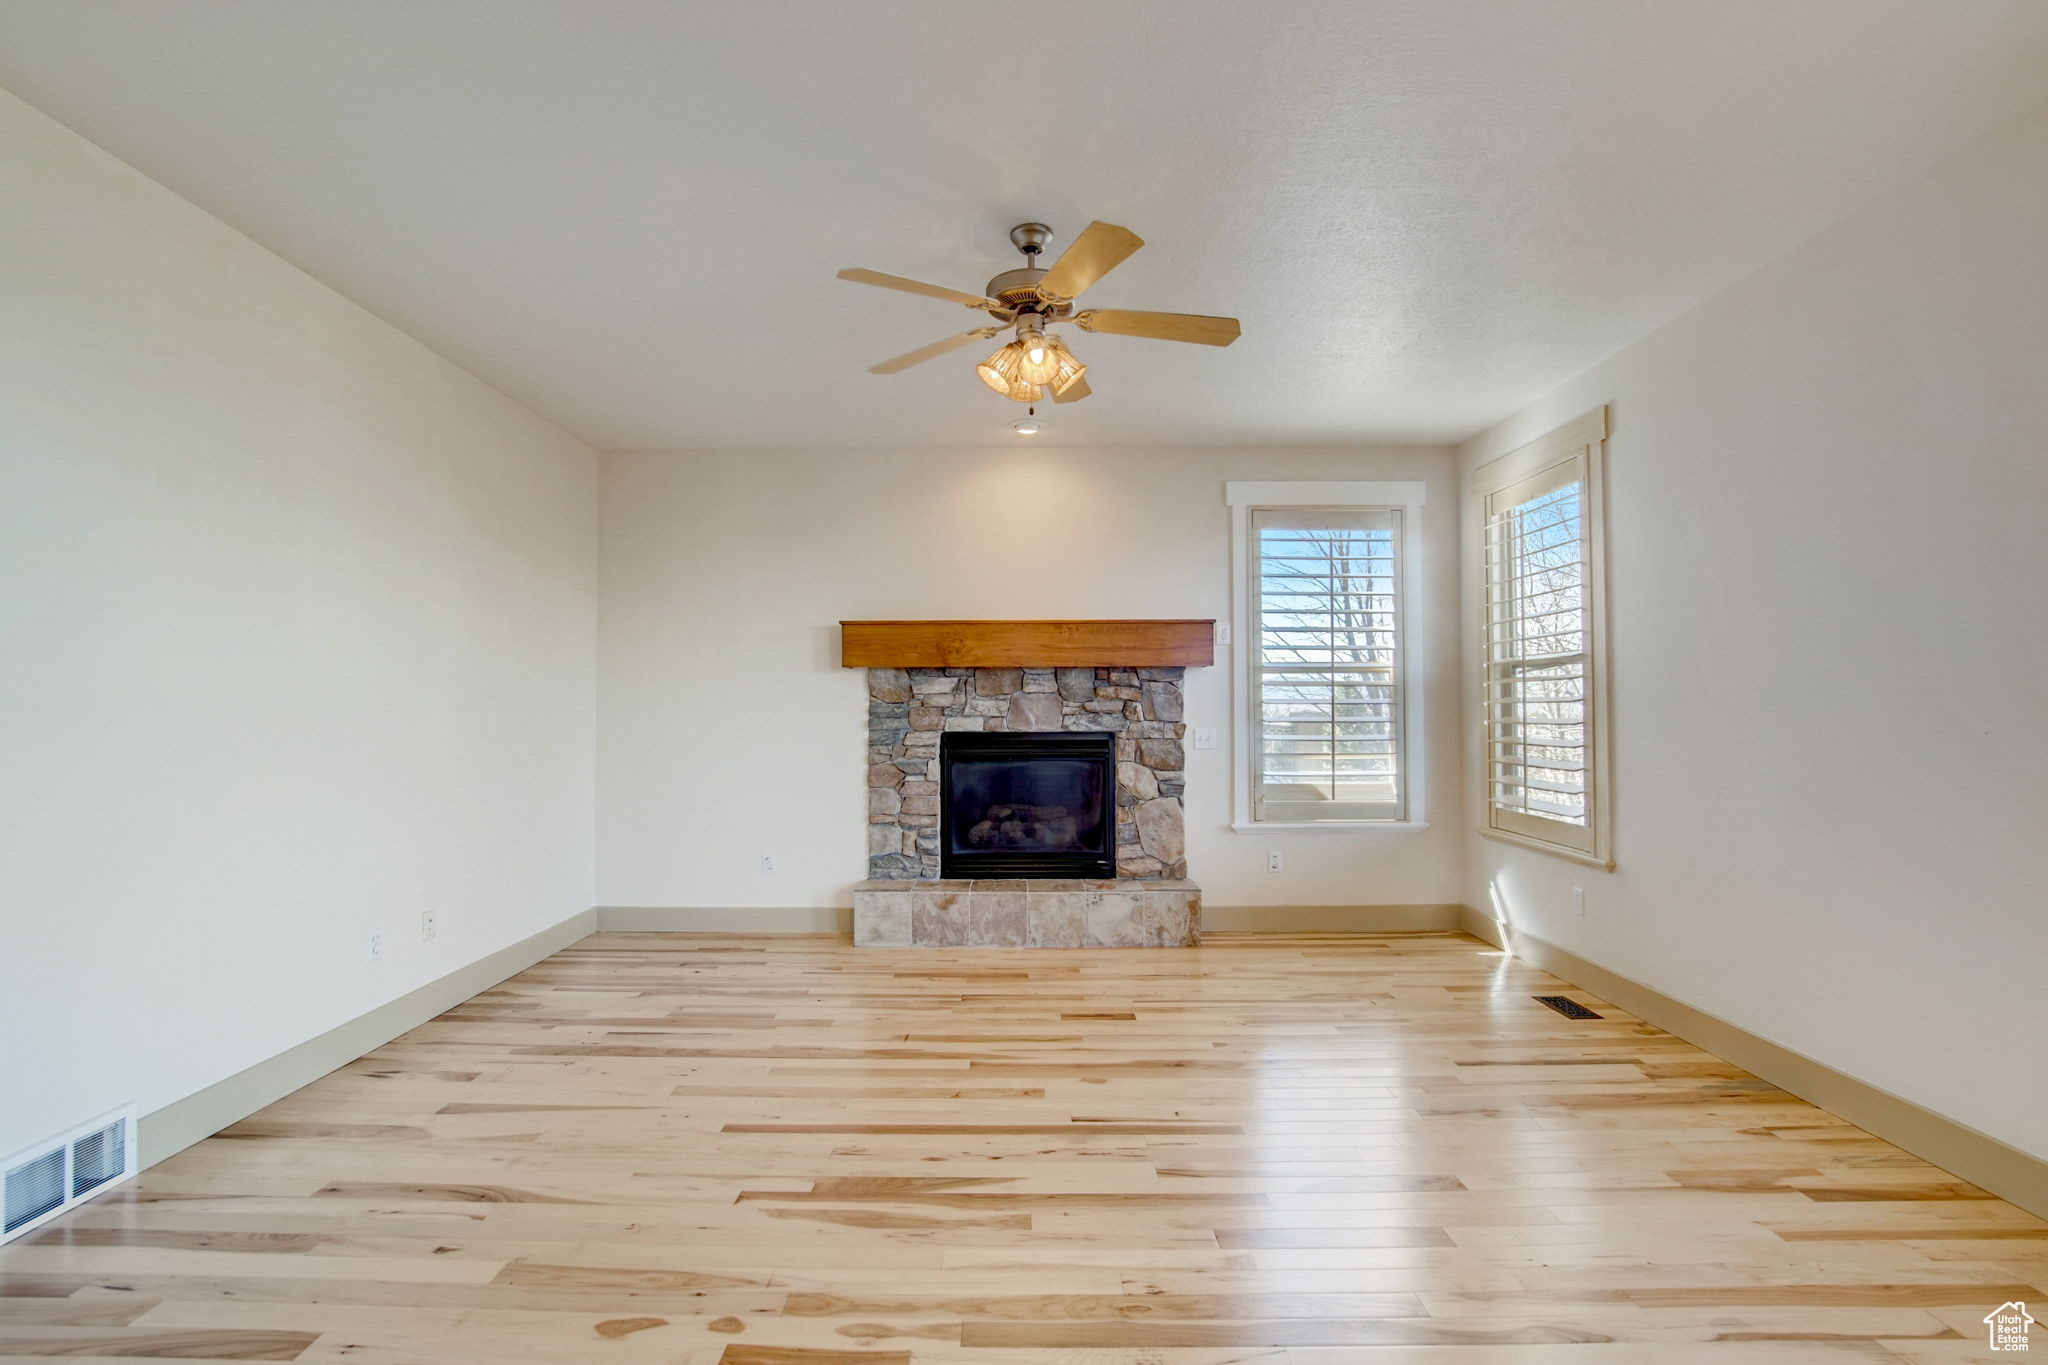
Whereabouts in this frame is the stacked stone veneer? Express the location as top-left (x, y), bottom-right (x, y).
top-left (866, 666), bottom-right (1187, 881)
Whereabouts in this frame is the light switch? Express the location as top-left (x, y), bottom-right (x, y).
top-left (1193, 727), bottom-right (1218, 750)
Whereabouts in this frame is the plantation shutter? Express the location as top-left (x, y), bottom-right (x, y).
top-left (1482, 459), bottom-right (1596, 853)
top-left (1251, 507), bottom-right (1404, 822)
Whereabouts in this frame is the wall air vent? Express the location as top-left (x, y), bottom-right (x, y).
top-left (2, 1106), bottom-right (137, 1244)
top-left (1534, 995), bottom-right (1603, 1020)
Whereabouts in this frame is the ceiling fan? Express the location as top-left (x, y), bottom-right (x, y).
top-left (838, 221), bottom-right (1241, 407)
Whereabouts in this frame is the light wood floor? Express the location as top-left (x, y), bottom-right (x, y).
top-left (4, 931), bottom-right (2044, 1363)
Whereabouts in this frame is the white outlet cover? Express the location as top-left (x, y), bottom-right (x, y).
top-left (1214, 622), bottom-right (1231, 645)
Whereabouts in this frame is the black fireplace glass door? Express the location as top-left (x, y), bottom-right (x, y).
top-left (949, 759), bottom-right (1105, 855)
top-left (939, 732), bottom-right (1115, 878)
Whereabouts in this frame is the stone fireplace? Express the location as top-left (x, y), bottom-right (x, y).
top-left (865, 665), bottom-right (1188, 881)
top-left (844, 620), bottom-right (1211, 948)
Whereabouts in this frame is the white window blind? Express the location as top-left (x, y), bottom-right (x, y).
top-left (1251, 507), bottom-right (1405, 822)
top-left (1477, 408), bottom-right (1609, 863)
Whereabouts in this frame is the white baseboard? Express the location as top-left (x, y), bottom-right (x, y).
top-left (137, 908), bottom-right (597, 1167)
top-left (594, 904), bottom-right (1461, 934)
top-left (1201, 904), bottom-right (1461, 932)
top-left (595, 906), bottom-right (851, 933)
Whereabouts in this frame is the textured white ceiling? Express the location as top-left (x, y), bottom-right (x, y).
top-left (2, 0), bottom-right (2046, 449)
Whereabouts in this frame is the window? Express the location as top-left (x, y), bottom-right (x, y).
top-left (1475, 408), bottom-right (1611, 865)
top-left (1226, 481), bottom-right (1427, 828)
top-left (1252, 509), bottom-right (1404, 821)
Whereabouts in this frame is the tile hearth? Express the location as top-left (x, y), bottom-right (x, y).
top-left (853, 878), bottom-right (1199, 948)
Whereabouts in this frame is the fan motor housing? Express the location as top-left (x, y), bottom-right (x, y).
top-left (984, 267), bottom-right (1071, 318)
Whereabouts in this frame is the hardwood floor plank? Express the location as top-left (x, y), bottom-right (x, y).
top-left (776, 1291), bottom-right (1427, 1319)
top-left (717, 1348), bottom-right (909, 1365)
top-left (0, 1328), bottom-right (319, 1359)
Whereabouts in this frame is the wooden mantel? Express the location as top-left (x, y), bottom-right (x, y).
top-left (840, 619), bottom-right (1215, 669)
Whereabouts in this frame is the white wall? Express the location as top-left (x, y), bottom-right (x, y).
top-left (600, 445), bottom-right (1462, 911)
top-left (1460, 100), bottom-right (2048, 1161)
top-left (0, 89), bottom-right (599, 1157)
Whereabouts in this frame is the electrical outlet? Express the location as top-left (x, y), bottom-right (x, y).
top-left (1193, 726), bottom-right (1218, 750)
top-left (367, 933), bottom-right (383, 962)
top-left (761, 855), bottom-right (777, 875)
top-left (420, 909), bottom-right (438, 941)
top-left (1215, 622), bottom-right (1231, 645)
top-left (1267, 851), bottom-right (1283, 873)
top-left (1571, 887), bottom-right (1585, 916)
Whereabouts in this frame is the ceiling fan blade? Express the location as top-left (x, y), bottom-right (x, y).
top-left (837, 268), bottom-right (993, 309)
top-left (1051, 374), bottom-right (1092, 404)
top-left (1075, 308), bottom-right (1240, 347)
top-left (868, 327), bottom-right (1002, 374)
top-left (1036, 221), bottom-right (1144, 301)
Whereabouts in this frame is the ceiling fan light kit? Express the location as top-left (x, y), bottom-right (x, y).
top-left (839, 219), bottom-right (1240, 408)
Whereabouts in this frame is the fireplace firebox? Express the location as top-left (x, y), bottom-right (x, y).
top-left (939, 731), bottom-right (1116, 879)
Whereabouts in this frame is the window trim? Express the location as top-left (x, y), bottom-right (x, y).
top-left (1226, 480), bottom-right (1430, 831)
top-left (1471, 407), bottom-right (1614, 869)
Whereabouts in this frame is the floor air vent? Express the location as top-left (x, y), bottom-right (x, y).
top-left (2, 1106), bottom-right (137, 1244)
top-left (1534, 995), bottom-right (1603, 1020)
